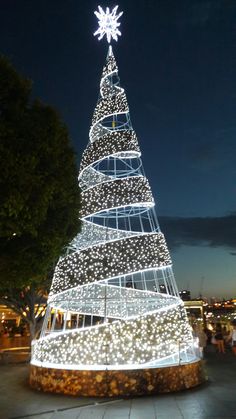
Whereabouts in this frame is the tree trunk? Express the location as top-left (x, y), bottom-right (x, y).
top-left (0, 286), bottom-right (47, 349)
top-left (29, 320), bottom-right (36, 344)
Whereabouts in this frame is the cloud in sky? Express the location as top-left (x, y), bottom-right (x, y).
top-left (159, 212), bottom-right (236, 251)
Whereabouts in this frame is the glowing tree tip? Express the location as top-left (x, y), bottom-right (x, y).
top-left (94, 5), bottom-right (123, 44)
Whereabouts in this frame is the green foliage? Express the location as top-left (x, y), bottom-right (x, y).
top-left (0, 56), bottom-right (81, 288)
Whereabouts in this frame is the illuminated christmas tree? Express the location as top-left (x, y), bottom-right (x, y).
top-left (30, 6), bottom-right (202, 396)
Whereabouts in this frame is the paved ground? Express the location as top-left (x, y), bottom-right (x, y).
top-left (1, 347), bottom-right (236, 419)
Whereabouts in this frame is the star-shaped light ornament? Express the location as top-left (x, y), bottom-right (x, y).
top-left (94, 5), bottom-right (123, 43)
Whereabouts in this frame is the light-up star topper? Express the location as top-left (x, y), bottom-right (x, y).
top-left (94, 5), bottom-right (123, 43)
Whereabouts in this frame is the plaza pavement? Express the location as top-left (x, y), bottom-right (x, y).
top-left (1, 347), bottom-right (236, 419)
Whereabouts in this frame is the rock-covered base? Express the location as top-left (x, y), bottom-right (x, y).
top-left (30, 361), bottom-right (206, 397)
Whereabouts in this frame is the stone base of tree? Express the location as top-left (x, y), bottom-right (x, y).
top-left (29, 360), bottom-right (206, 397)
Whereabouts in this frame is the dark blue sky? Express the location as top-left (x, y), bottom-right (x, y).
top-left (1, 0), bottom-right (235, 298)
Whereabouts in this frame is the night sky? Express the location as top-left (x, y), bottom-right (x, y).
top-left (1, 0), bottom-right (235, 298)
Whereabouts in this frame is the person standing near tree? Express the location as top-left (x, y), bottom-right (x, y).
top-left (192, 324), bottom-right (207, 358)
top-left (214, 323), bottom-right (225, 354)
top-left (227, 323), bottom-right (236, 356)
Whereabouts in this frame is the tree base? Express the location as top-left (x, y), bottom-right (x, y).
top-left (29, 360), bottom-right (206, 397)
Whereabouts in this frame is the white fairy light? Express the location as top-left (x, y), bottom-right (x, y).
top-left (94, 5), bottom-right (123, 43)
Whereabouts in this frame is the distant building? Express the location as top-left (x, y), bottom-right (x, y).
top-left (179, 290), bottom-right (191, 301)
top-left (205, 299), bottom-right (236, 322)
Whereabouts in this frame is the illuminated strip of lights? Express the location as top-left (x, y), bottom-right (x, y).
top-left (32, 350), bottom-right (197, 371)
top-left (79, 166), bottom-right (112, 190)
top-left (92, 92), bottom-right (128, 126)
top-left (47, 284), bottom-right (179, 318)
top-left (67, 220), bottom-right (138, 252)
top-left (79, 130), bottom-right (140, 175)
top-left (80, 176), bottom-right (154, 217)
top-left (48, 264), bottom-right (173, 302)
top-left (35, 301), bottom-right (184, 341)
top-left (31, 304), bottom-right (194, 368)
top-left (50, 233), bottom-right (172, 295)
